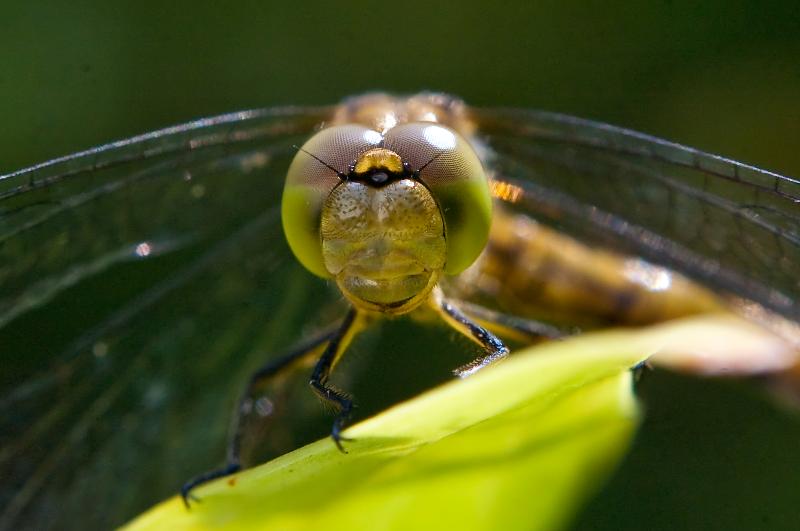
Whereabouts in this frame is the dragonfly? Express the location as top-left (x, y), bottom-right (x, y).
top-left (1, 92), bottom-right (798, 530)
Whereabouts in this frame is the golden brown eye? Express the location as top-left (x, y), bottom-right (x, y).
top-left (282, 125), bottom-right (382, 278)
top-left (384, 123), bottom-right (492, 275)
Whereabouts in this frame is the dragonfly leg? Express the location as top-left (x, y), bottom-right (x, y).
top-left (451, 299), bottom-right (569, 343)
top-left (309, 308), bottom-right (368, 453)
top-left (180, 325), bottom-right (338, 509)
top-left (631, 359), bottom-right (653, 382)
top-left (429, 288), bottom-right (510, 378)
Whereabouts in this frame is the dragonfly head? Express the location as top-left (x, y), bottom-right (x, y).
top-left (282, 122), bottom-right (492, 314)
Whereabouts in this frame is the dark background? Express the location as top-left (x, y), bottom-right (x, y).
top-left (3, 2), bottom-right (800, 530)
top-left (3, 1), bottom-right (799, 177)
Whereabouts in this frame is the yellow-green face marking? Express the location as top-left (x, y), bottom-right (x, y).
top-left (282, 122), bottom-right (492, 314)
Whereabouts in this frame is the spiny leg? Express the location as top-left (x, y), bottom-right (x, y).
top-left (180, 326), bottom-right (338, 508)
top-left (451, 298), bottom-right (569, 343)
top-left (429, 287), bottom-right (510, 378)
top-left (309, 308), bottom-right (369, 453)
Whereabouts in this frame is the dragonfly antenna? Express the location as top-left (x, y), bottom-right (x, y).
top-left (416, 151), bottom-right (443, 174)
top-left (292, 145), bottom-right (347, 179)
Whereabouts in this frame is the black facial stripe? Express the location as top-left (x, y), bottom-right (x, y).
top-left (347, 167), bottom-right (416, 188)
top-left (370, 171), bottom-right (389, 184)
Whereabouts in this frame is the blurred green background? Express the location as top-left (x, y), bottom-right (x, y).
top-left (3, 1), bottom-right (799, 177)
top-left (3, 1), bottom-right (800, 530)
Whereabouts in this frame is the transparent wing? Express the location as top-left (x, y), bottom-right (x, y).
top-left (473, 108), bottom-right (800, 322)
top-left (0, 107), bottom-right (344, 530)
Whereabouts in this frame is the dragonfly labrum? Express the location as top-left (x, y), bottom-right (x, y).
top-left (1, 93), bottom-right (798, 529)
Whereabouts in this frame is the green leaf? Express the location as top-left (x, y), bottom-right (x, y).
top-left (124, 329), bottom-right (650, 531)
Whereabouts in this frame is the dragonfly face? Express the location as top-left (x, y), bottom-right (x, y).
top-left (1, 92), bottom-right (799, 530)
top-left (283, 119), bottom-right (491, 314)
top-left (320, 176), bottom-right (446, 312)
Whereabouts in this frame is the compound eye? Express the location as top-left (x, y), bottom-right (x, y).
top-left (384, 123), bottom-right (492, 275)
top-left (282, 125), bottom-right (382, 277)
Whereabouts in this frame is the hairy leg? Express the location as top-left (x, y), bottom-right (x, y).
top-left (429, 287), bottom-right (510, 378)
top-left (309, 308), bottom-right (369, 452)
